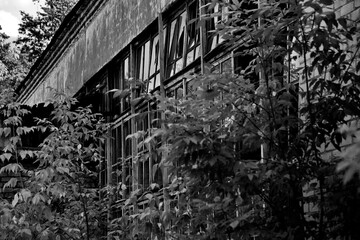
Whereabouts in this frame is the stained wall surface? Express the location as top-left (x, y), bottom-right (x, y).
top-left (23, 0), bottom-right (176, 105)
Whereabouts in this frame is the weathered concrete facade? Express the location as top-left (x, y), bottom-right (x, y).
top-left (12, 0), bottom-right (360, 238)
top-left (18, 0), bottom-right (176, 105)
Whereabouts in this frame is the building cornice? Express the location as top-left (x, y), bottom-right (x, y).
top-left (16, 0), bottom-right (108, 104)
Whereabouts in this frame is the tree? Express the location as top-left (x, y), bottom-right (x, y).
top-left (0, 26), bottom-right (27, 104)
top-left (16, 0), bottom-right (77, 65)
top-left (0, 26), bottom-right (12, 71)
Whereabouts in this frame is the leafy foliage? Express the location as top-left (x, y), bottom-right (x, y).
top-left (0, 26), bottom-right (27, 104)
top-left (16, 0), bottom-right (77, 64)
top-left (0, 93), bottom-right (109, 239)
top-left (1, 0), bottom-right (360, 239)
top-left (108, 0), bottom-right (360, 239)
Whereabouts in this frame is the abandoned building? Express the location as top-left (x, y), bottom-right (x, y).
top-left (16, 0), bottom-right (258, 193)
top-left (11, 0), bottom-right (360, 238)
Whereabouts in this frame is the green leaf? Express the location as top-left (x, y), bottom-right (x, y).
top-left (113, 89), bottom-right (130, 98)
top-left (338, 18), bottom-right (347, 29)
top-left (145, 193), bottom-right (153, 200)
top-left (3, 128), bottom-right (11, 137)
top-left (1, 153), bottom-right (12, 161)
top-left (16, 127), bottom-right (23, 135)
top-left (36, 224), bottom-right (42, 233)
top-left (218, 134), bottom-right (227, 139)
top-left (40, 229), bottom-right (49, 240)
top-left (131, 97), bottom-right (142, 106)
top-left (230, 220), bottom-right (239, 229)
top-left (245, 161), bottom-right (258, 169)
top-left (3, 178), bottom-right (18, 189)
top-left (336, 160), bottom-right (351, 172)
top-left (12, 192), bottom-right (20, 207)
top-left (32, 193), bottom-right (44, 205)
top-left (152, 164), bottom-right (159, 181)
top-left (19, 150), bottom-right (27, 159)
top-left (304, 2), bottom-right (322, 12)
top-left (20, 229), bottom-right (32, 237)
top-left (343, 166), bottom-right (356, 184)
top-left (0, 163), bottom-right (21, 174)
top-left (20, 189), bottom-right (32, 202)
top-left (319, 0), bottom-right (333, 5)
top-left (57, 166), bottom-right (70, 175)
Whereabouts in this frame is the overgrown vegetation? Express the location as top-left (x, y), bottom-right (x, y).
top-left (0, 93), bottom-right (108, 239)
top-left (1, 0), bottom-right (360, 239)
top-left (107, 0), bottom-right (360, 239)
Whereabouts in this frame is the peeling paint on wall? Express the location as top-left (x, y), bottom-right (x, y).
top-left (23, 0), bottom-right (175, 105)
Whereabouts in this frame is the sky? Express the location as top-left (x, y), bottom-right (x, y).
top-left (0, 0), bottom-right (43, 38)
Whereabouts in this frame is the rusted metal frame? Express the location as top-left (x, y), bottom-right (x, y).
top-left (158, 0), bottom-right (167, 182)
top-left (148, 35), bottom-right (160, 91)
top-left (189, 0), bottom-right (201, 63)
top-left (104, 70), bottom-right (112, 189)
top-left (148, 37), bottom-right (155, 91)
top-left (257, 0), bottom-right (267, 163)
top-left (199, 0), bottom-right (206, 74)
top-left (158, 2), bottom-right (174, 238)
top-left (147, 102), bottom-right (153, 186)
top-left (167, 16), bottom-right (181, 78)
top-left (182, 3), bottom-right (190, 69)
top-left (102, 70), bottom-right (115, 231)
top-left (138, 43), bottom-right (145, 89)
top-left (120, 121), bottom-right (126, 215)
top-left (129, 43), bottom-right (139, 194)
top-left (145, 39), bottom-right (152, 92)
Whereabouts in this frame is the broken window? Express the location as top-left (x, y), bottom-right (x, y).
top-left (186, 0), bottom-right (201, 66)
top-left (109, 55), bottom-right (130, 118)
top-left (123, 119), bottom-right (132, 194)
top-left (204, 0), bottom-right (226, 53)
top-left (137, 34), bottom-right (160, 92)
top-left (136, 110), bottom-right (150, 189)
top-left (83, 71), bottom-right (108, 115)
top-left (165, 1), bottom-right (201, 78)
top-left (111, 126), bottom-right (122, 187)
top-left (166, 11), bottom-right (187, 78)
top-left (233, 49), bottom-right (259, 88)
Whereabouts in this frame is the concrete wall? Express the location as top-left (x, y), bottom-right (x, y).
top-left (24, 0), bottom-right (176, 105)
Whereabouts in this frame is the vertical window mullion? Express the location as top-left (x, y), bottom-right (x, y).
top-left (149, 36), bottom-right (154, 91)
top-left (182, 5), bottom-right (189, 68)
top-left (199, 0), bottom-right (206, 74)
top-left (143, 40), bottom-right (151, 86)
top-left (120, 122), bottom-right (126, 196)
top-left (130, 43), bottom-right (138, 192)
top-left (141, 46), bottom-right (145, 80)
top-left (167, 17), bottom-right (180, 77)
top-left (147, 102), bottom-right (152, 185)
top-left (120, 61), bottom-right (124, 113)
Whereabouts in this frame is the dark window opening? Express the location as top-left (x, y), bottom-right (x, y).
top-left (204, 0), bottom-right (225, 53)
top-left (109, 56), bottom-right (130, 119)
top-left (233, 49), bottom-right (259, 88)
top-left (166, 11), bottom-right (187, 78)
top-left (137, 34), bottom-right (160, 92)
top-left (186, 0), bottom-right (201, 66)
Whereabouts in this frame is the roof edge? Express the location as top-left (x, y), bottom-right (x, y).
top-left (16, 0), bottom-right (106, 103)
